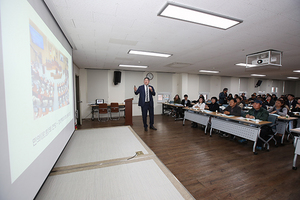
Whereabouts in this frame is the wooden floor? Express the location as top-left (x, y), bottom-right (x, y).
top-left (79, 115), bottom-right (300, 199)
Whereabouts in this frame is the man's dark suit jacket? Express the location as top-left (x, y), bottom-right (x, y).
top-left (181, 99), bottom-right (192, 107)
top-left (135, 85), bottom-right (156, 107)
top-left (286, 100), bottom-right (297, 109)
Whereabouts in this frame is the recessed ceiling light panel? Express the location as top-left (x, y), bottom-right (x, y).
top-left (293, 70), bottom-right (300, 73)
top-left (128, 50), bottom-right (172, 58)
top-left (158, 3), bottom-right (242, 30)
top-left (251, 74), bottom-right (266, 77)
top-left (236, 63), bottom-right (257, 68)
top-left (287, 77), bottom-right (299, 79)
top-left (119, 64), bottom-right (148, 68)
top-left (199, 70), bottom-right (219, 73)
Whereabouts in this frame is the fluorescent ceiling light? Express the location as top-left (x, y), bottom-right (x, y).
top-left (251, 74), bottom-right (266, 77)
top-left (158, 3), bottom-right (242, 30)
top-left (287, 77), bottom-right (299, 79)
top-left (236, 63), bottom-right (257, 68)
top-left (119, 64), bottom-right (148, 68)
top-left (199, 70), bottom-right (219, 73)
top-left (293, 70), bottom-right (300, 73)
top-left (128, 50), bottom-right (172, 58)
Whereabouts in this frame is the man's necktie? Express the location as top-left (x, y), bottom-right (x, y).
top-left (146, 85), bottom-right (149, 102)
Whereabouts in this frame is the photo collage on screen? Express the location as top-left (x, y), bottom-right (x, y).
top-left (30, 20), bottom-right (70, 120)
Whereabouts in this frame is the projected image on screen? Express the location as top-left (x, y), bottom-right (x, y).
top-left (0, 0), bottom-right (74, 184)
top-left (30, 21), bottom-right (70, 120)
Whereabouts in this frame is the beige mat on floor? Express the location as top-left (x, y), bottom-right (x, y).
top-left (36, 126), bottom-right (194, 200)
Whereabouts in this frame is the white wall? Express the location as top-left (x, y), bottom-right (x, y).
top-left (209, 76), bottom-right (221, 98)
top-left (187, 74), bottom-right (199, 100)
top-left (285, 80), bottom-right (297, 95)
top-left (78, 71), bottom-right (300, 121)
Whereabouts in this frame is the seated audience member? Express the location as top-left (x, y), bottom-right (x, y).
top-left (268, 99), bottom-right (288, 116)
top-left (265, 95), bottom-right (275, 107)
top-left (173, 94), bottom-right (181, 118)
top-left (181, 94), bottom-right (192, 107)
top-left (219, 88), bottom-right (228, 105)
top-left (241, 93), bottom-right (247, 100)
top-left (241, 100), bottom-right (269, 149)
top-left (227, 93), bottom-right (233, 101)
top-left (234, 94), bottom-right (239, 99)
top-left (191, 97), bottom-right (205, 128)
top-left (223, 99), bottom-right (241, 116)
top-left (221, 99), bottom-right (241, 138)
top-left (286, 94), bottom-right (297, 110)
top-left (248, 94), bottom-right (257, 102)
top-left (199, 94), bottom-right (205, 100)
top-left (236, 97), bottom-right (244, 109)
top-left (272, 94), bottom-right (278, 101)
top-left (178, 94), bottom-right (191, 118)
top-left (292, 98), bottom-right (300, 112)
top-left (262, 94), bottom-right (267, 101)
top-left (279, 97), bottom-right (290, 111)
top-left (205, 97), bottom-right (219, 112)
top-left (173, 94), bottom-right (181, 104)
top-left (193, 96), bottom-right (205, 110)
top-left (257, 97), bottom-right (267, 110)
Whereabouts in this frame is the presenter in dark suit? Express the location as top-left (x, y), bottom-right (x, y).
top-left (134, 77), bottom-right (157, 131)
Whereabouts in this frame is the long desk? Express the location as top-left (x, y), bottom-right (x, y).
top-left (291, 128), bottom-right (300, 170)
top-left (182, 108), bottom-right (272, 154)
top-left (209, 113), bottom-right (271, 154)
top-left (276, 116), bottom-right (298, 143)
top-left (183, 108), bottom-right (211, 134)
top-left (162, 102), bottom-right (183, 115)
top-left (90, 104), bottom-right (125, 121)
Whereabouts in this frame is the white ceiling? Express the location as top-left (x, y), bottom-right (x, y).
top-left (45, 0), bottom-right (300, 80)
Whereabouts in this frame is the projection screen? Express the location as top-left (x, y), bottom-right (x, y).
top-left (0, 0), bottom-right (74, 199)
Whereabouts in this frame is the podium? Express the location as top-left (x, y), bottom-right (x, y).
top-left (124, 98), bottom-right (133, 126)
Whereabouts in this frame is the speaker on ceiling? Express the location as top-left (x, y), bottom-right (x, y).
top-left (255, 80), bottom-right (262, 88)
top-left (113, 71), bottom-right (121, 85)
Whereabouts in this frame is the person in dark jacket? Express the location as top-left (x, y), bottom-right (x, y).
top-left (181, 94), bottom-right (192, 107)
top-left (173, 94), bottom-right (181, 104)
top-left (178, 94), bottom-right (192, 118)
top-left (227, 93), bottom-right (233, 102)
top-left (265, 95), bottom-right (275, 107)
top-left (205, 97), bottom-right (219, 112)
top-left (219, 88), bottom-right (228, 105)
top-left (223, 99), bottom-right (241, 116)
top-left (292, 98), bottom-right (300, 112)
top-left (241, 100), bottom-right (269, 149)
top-left (286, 94), bottom-right (297, 110)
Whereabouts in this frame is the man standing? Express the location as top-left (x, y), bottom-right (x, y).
top-left (219, 88), bottom-right (228, 105)
top-left (134, 77), bottom-right (157, 131)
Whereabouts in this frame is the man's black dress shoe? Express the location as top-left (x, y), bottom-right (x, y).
top-left (150, 126), bottom-right (157, 130)
top-left (144, 127), bottom-right (148, 131)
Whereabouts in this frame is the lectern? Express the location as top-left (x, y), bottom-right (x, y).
top-left (124, 98), bottom-right (133, 126)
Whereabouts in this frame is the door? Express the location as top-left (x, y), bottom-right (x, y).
top-left (75, 75), bottom-right (81, 125)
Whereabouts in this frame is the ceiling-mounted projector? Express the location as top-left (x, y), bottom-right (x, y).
top-left (245, 49), bottom-right (282, 68)
top-left (252, 57), bottom-right (277, 65)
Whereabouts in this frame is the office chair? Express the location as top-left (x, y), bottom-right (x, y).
top-left (262, 114), bottom-right (278, 151)
top-left (98, 103), bottom-right (109, 122)
top-left (110, 102), bottom-right (120, 120)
